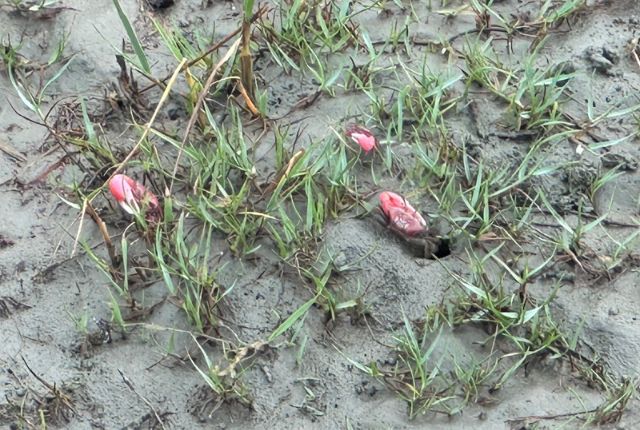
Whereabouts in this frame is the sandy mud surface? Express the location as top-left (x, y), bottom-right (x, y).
top-left (2, 0), bottom-right (640, 429)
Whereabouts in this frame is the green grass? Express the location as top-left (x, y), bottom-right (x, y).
top-left (1, 35), bottom-right (73, 121)
top-left (461, 37), bottom-right (576, 132)
top-left (257, 0), bottom-right (361, 72)
top-left (112, 0), bottom-right (150, 74)
top-left (188, 334), bottom-right (255, 411)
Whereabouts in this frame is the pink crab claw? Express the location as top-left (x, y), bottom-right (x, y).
top-left (379, 191), bottom-right (427, 236)
top-left (345, 124), bottom-right (377, 153)
top-left (108, 174), bottom-right (160, 222)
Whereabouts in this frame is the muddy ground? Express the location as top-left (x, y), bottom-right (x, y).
top-left (2, 0), bottom-right (640, 429)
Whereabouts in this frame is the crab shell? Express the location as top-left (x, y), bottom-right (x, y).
top-left (379, 191), bottom-right (427, 236)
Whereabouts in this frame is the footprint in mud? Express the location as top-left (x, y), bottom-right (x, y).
top-left (584, 46), bottom-right (620, 76)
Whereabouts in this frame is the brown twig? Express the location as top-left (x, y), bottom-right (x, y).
top-left (217, 340), bottom-right (269, 378)
top-left (239, 17), bottom-right (255, 101)
top-left (118, 369), bottom-right (167, 430)
top-left (21, 356), bottom-right (77, 415)
top-left (238, 80), bottom-right (260, 117)
top-left (0, 137), bottom-right (26, 162)
top-left (85, 202), bottom-right (119, 267)
top-left (506, 408), bottom-right (599, 425)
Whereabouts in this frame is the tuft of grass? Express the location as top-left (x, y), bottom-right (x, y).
top-left (344, 316), bottom-right (456, 419)
top-left (1, 37), bottom-right (74, 121)
top-left (152, 215), bottom-right (230, 333)
top-left (461, 37), bottom-right (576, 132)
top-left (257, 0), bottom-right (361, 72)
top-left (588, 377), bottom-right (637, 425)
top-left (189, 335), bottom-right (257, 412)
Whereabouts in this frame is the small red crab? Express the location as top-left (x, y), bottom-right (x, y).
top-left (345, 124), bottom-right (377, 153)
top-left (108, 174), bottom-right (161, 224)
top-left (377, 191), bottom-right (440, 258)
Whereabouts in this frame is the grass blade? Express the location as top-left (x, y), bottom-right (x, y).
top-left (112, 0), bottom-right (151, 74)
top-left (269, 296), bottom-right (317, 341)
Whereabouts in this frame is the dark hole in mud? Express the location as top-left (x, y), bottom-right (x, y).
top-left (430, 238), bottom-right (451, 259)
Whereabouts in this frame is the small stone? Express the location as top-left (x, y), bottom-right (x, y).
top-left (15, 261), bottom-right (26, 273)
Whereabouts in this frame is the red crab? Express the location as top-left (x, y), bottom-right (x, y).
top-left (378, 191), bottom-right (440, 258)
top-left (379, 191), bottom-right (427, 236)
top-left (108, 174), bottom-right (161, 223)
top-left (345, 124), bottom-right (377, 153)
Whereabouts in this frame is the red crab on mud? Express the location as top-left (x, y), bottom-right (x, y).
top-left (108, 174), bottom-right (161, 224)
top-left (377, 191), bottom-right (441, 258)
top-left (345, 124), bottom-right (377, 153)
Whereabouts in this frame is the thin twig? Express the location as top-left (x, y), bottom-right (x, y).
top-left (118, 369), bottom-right (167, 430)
top-left (506, 407), bottom-right (599, 424)
top-left (71, 198), bottom-right (88, 257)
top-left (21, 356), bottom-right (77, 415)
top-left (0, 137), bottom-right (26, 162)
top-left (85, 202), bottom-right (118, 267)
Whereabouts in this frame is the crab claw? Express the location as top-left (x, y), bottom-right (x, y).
top-left (345, 124), bottom-right (377, 153)
top-left (108, 174), bottom-right (160, 222)
top-left (379, 191), bottom-right (427, 236)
